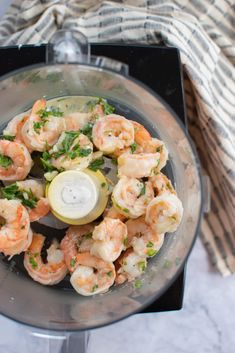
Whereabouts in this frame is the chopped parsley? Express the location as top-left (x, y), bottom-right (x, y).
top-left (156, 145), bottom-right (163, 153)
top-left (67, 145), bottom-right (92, 159)
top-left (33, 106), bottom-right (63, 133)
top-left (101, 182), bottom-right (106, 188)
top-left (84, 233), bottom-right (92, 239)
top-left (92, 284), bottom-right (99, 292)
top-left (1, 183), bottom-right (38, 209)
top-left (101, 99), bottom-right (115, 115)
top-left (29, 256), bottom-right (38, 269)
top-left (40, 151), bottom-right (55, 172)
top-left (70, 258), bottom-right (77, 267)
top-left (88, 157), bottom-right (104, 171)
top-left (130, 142), bottom-right (137, 153)
top-left (123, 208), bottom-right (129, 213)
top-left (33, 121), bottom-right (44, 134)
top-left (147, 249), bottom-right (157, 257)
top-left (107, 271), bottom-right (113, 277)
top-left (171, 215), bottom-right (177, 221)
top-left (139, 183), bottom-right (146, 197)
top-left (146, 241), bottom-right (154, 248)
top-left (138, 261), bottom-right (146, 272)
top-left (80, 123), bottom-right (93, 139)
top-left (0, 135), bottom-right (15, 141)
top-left (134, 280), bottom-right (142, 289)
top-left (0, 154), bottom-right (13, 169)
top-left (111, 158), bottom-right (117, 165)
top-left (49, 131), bottom-right (92, 161)
top-left (87, 98), bottom-right (115, 115)
top-left (37, 106), bottom-right (64, 118)
top-left (166, 182), bottom-right (173, 191)
top-left (123, 237), bottom-right (128, 246)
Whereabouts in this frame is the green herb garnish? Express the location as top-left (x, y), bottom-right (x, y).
top-left (138, 261), bottom-right (146, 272)
top-left (37, 106), bottom-right (64, 118)
top-left (88, 157), bottom-right (104, 171)
top-left (87, 98), bottom-right (115, 115)
top-left (33, 121), bottom-right (44, 133)
top-left (40, 151), bottom-right (55, 172)
top-left (29, 256), bottom-right (38, 269)
top-left (130, 142), bottom-right (137, 153)
top-left (0, 135), bottom-right (15, 141)
top-left (139, 183), bottom-right (146, 197)
top-left (123, 237), bottom-right (128, 246)
top-left (70, 258), bottom-right (77, 267)
top-left (107, 271), bottom-right (113, 277)
top-left (0, 154), bottom-right (13, 169)
top-left (84, 233), bottom-right (92, 239)
top-left (111, 158), bottom-right (117, 165)
top-left (156, 145), bottom-right (163, 153)
top-left (101, 182), bottom-right (106, 188)
top-left (166, 182), bottom-right (173, 191)
top-left (80, 123), bottom-right (93, 139)
top-left (123, 208), bottom-right (129, 213)
top-left (100, 99), bottom-right (115, 115)
top-left (1, 183), bottom-right (38, 209)
top-left (147, 249), bottom-right (157, 257)
top-left (92, 284), bottom-right (99, 292)
top-left (134, 280), bottom-right (142, 289)
top-left (146, 241), bottom-right (154, 248)
top-left (33, 106), bottom-right (64, 133)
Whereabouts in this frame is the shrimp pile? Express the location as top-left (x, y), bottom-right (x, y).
top-left (0, 96), bottom-right (183, 295)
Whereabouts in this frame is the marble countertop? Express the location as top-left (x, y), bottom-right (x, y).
top-left (0, 237), bottom-right (234, 353)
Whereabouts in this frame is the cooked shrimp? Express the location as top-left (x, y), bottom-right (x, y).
top-left (0, 199), bottom-right (32, 256)
top-left (149, 172), bottom-right (176, 196)
top-left (3, 113), bottom-right (29, 144)
top-left (92, 114), bottom-right (134, 154)
top-left (118, 152), bottom-right (160, 178)
top-left (145, 193), bottom-right (183, 234)
top-left (103, 206), bottom-right (126, 222)
top-left (112, 176), bottom-right (154, 218)
top-left (143, 138), bottom-right (169, 171)
top-left (126, 217), bottom-right (164, 257)
top-left (24, 233), bottom-right (67, 285)
top-left (111, 120), bottom-right (150, 157)
top-left (115, 248), bottom-right (147, 284)
top-left (16, 180), bottom-right (50, 222)
top-left (50, 132), bottom-right (93, 171)
top-left (131, 121), bottom-right (151, 149)
top-left (0, 140), bottom-right (32, 180)
top-left (70, 252), bottom-right (115, 296)
top-left (64, 112), bottom-right (91, 131)
top-left (61, 224), bottom-right (95, 272)
top-left (90, 217), bottom-right (127, 262)
top-left (22, 99), bottom-right (65, 152)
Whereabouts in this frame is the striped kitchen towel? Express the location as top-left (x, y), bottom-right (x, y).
top-left (0, 0), bottom-right (234, 276)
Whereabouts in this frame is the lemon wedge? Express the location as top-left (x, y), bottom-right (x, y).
top-left (46, 169), bottom-right (108, 225)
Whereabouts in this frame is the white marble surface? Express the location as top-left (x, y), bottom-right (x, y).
top-left (0, 238), bottom-right (234, 353)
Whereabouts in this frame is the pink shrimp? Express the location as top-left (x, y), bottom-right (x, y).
top-left (0, 140), bottom-right (32, 180)
top-left (24, 233), bottom-right (67, 285)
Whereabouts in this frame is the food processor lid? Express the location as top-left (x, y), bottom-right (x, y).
top-left (46, 29), bottom-right (129, 76)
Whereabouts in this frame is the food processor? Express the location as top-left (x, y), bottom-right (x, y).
top-left (0, 30), bottom-right (204, 352)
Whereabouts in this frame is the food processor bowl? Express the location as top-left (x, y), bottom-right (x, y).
top-left (0, 31), bottom-right (203, 331)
